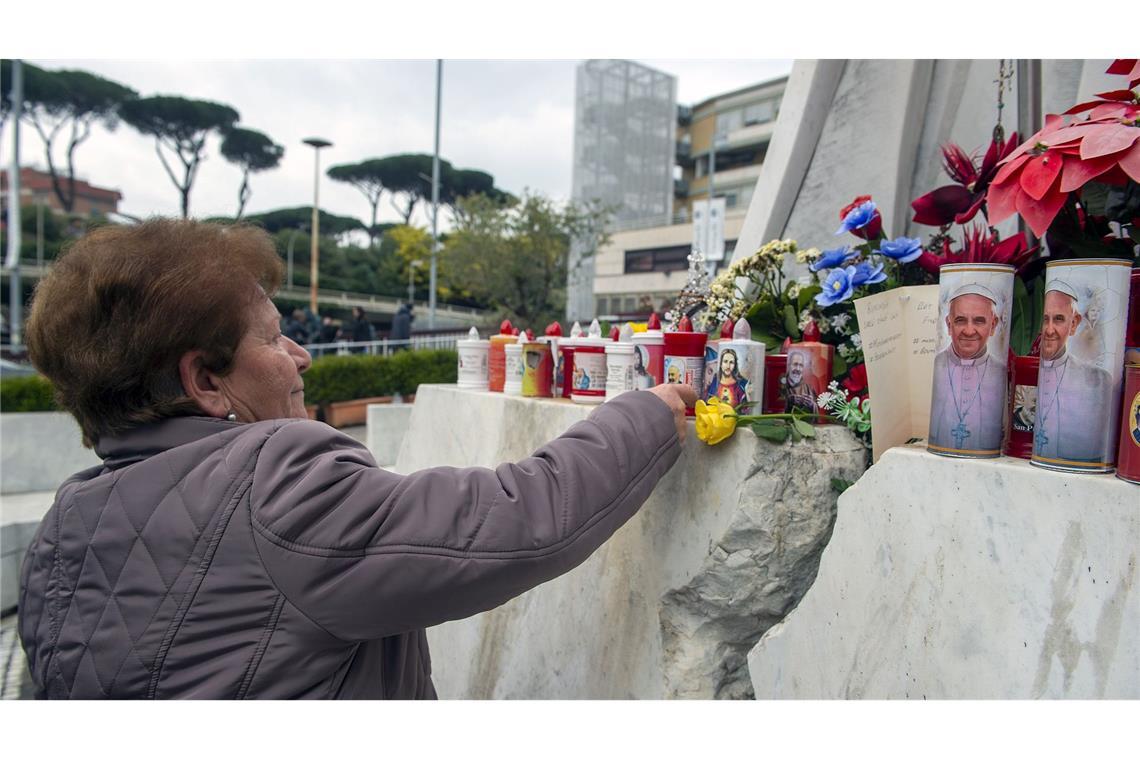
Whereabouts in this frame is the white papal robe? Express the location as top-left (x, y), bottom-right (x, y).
top-left (1033, 349), bottom-right (1114, 464)
top-left (928, 348), bottom-right (1007, 453)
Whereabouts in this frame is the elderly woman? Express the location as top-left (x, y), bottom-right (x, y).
top-left (18, 220), bottom-right (693, 699)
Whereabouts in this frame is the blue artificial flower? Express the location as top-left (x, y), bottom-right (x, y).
top-left (851, 261), bottom-right (886, 286)
top-left (815, 266), bottom-right (857, 307)
top-left (835, 200), bottom-right (878, 235)
top-left (874, 236), bottom-right (924, 264)
top-left (809, 246), bottom-right (856, 273)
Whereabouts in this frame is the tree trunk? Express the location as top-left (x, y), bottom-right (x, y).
top-left (236, 171), bottom-right (251, 220)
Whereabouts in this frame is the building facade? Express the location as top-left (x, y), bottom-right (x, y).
top-left (1, 167), bottom-right (122, 217)
top-left (566, 60), bottom-right (678, 322)
top-left (592, 74), bottom-right (788, 321)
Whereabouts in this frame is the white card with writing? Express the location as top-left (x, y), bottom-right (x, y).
top-left (853, 285), bottom-right (939, 461)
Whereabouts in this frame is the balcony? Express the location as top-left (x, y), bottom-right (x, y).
top-left (673, 178), bottom-right (689, 197)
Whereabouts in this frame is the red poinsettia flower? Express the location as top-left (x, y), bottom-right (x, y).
top-left (915, 226), bottom-right (1037, 277)
top-left (911, 132), bottom-right (1019, 226)
top-left (986, 61), bottom-right (1140, 237)
top-left (838, 195), bottom-right (882, 240)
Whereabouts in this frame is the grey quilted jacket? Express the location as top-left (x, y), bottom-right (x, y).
top-left (18, 391), bottom-right (680, 699)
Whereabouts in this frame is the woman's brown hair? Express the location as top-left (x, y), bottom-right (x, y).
top-left (25, 219), bottom-right (284, 447)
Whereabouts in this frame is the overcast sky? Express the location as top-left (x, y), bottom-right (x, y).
top-left (9, 59), bottom-right (792, 229)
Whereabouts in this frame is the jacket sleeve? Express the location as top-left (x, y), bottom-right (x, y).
top-left (249, 391), bottom-right (681, 641)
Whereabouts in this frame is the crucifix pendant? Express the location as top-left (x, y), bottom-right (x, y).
top-left (952, 421), bottom-right (970, 449)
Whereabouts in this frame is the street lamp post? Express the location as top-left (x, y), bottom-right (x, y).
top-left (429, 60), bottom-right (442, 330)
top-left (302, 137), bottom-right (332, 314)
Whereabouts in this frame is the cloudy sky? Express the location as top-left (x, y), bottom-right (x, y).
top-left (11, 59), bottom-right (791, 229)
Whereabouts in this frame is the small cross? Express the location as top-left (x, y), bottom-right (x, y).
top-left (952, 421), bottom-right (971, 449)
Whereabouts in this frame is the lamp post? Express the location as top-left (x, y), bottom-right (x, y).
top-left (302, 137), bottom-right (332, 314)
top-left (5, 60), bottom-right (23, 349)
top-left (429, 59), bottom-right (442, 330)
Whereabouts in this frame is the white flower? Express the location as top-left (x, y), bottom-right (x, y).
top-left (850, 333), bottom-right (862, 349)
top-left (816, 391), bottom-right (835, 410)
top-left (829, 313), bottom-right (851, 332)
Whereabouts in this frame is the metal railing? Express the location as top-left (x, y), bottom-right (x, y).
top-left (303, 332), bottom-right (466, 357)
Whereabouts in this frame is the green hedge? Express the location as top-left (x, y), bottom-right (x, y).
top-left (0, 375), bottom-right (59, 412)
top-left (0, 350), bottom-right (457, 412)
top-left (304, 349), bottom-right (457, 405)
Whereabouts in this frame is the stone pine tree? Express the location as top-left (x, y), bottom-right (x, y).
top-left (442, 166), bottom-right (514, 224)
top-left (377, 153), bottom-right (452, 225)
top-left (220, 127), bottom-right (284, 220)
top-left (120, 95), bottom-right (239, 218)
top-left (326, 158), bottom-right (391, 248)
top-left (2, 62), bottom-right (137, 213)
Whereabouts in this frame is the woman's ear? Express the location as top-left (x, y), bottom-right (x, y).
top-left (178, 350), bottom-right (229, 418)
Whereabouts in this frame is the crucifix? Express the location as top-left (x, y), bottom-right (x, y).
top-left (952, 421), bottom-right (971, 449)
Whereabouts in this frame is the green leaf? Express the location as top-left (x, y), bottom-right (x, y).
top-left (830, 477), bottom-right (853, 494)
top-left (797, 285), bottom-right (822, 311)
top-left (750, 420), bottom-right (790, 442)
top-left (792, 418), bottom-right (816, 438)
top-left (782, 304), bottom-right (801, 339)
top-left (1080, 182), bottom-right (1110, 218)
top-left (832, 352), bottom-right (848, 378)
top-left (1010, 275), bottom-right (1031, 356)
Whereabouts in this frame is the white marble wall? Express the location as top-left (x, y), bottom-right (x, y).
top-left (400, 385), bottom-right (867, 698)
top-left (748, 446), bottom-right (1139, 699)
top-left (735, 59), bottom-right (1120, 268)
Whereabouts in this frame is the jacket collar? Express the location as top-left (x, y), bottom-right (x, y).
top-left (95, 415), bottom-right (242, 468)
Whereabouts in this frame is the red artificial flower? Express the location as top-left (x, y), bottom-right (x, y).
top-left (986, 61), bottom-right (1140, 237)
top-left (911, 133), bottom-right (1019, 226)
top-left (838, 195), bottom-right (882, 240)
top-left (915, 226), bottom-right (1036, 276)
top-left (841, 363), bottom-right (868, 401)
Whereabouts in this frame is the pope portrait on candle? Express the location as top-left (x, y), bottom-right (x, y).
top-left (928, 283), bottom-right (1008, 454)
top-left (1033, 281), bottom-right (1113, 464)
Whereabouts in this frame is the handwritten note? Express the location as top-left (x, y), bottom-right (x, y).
top-left (853, 285), bottom-right (939, 462)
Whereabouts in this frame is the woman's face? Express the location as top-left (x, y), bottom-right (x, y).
top-left (221, 296), bottom-right (313, 422)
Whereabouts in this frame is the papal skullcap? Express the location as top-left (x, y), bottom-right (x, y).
top-left (949, 282), bottom-right (997, 305)
top-left (1045, 280), bottom-right (1078, 301)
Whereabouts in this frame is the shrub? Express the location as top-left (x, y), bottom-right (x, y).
top-left (303, 349), bottom-right (457, 404)
top-left (0, 375), bottom-right (59, 412)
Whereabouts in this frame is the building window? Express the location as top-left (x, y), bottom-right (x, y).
top-left (715, 108), bottom-right (743, 139)
top-left (625, 244), bottom-right (691, 274)
top-left (596, 296), bottom-right (610, 315)
top-left (744, 98), bottom-right (779, 126)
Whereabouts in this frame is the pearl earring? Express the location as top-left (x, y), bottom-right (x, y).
top-left (226, 411), bottom-right (237, 422)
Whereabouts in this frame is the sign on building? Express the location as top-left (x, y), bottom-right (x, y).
top-left (691, 197), bottom-right (726, 262)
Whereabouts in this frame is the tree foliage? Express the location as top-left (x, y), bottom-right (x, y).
top-left (220, 126), bottom-right (284, 220)
top-left (226, 206), bottom-right (368, 239)
top-left (441, 192), bottom-right (611, 328)
top-left (376, 153), bottom-right (446, 225)
top-left (326, 158), bottom-right (392, 248)
top-left (2, 61), bottom-right (137, 212)
top-left (120, 95), bottom-right (239, 218)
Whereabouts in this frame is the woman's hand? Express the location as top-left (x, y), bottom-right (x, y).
top-left (646, 383), bottom-right (697, 442)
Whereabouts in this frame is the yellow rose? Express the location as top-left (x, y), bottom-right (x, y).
top-left (695, 397), bottom-right (738, 445)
